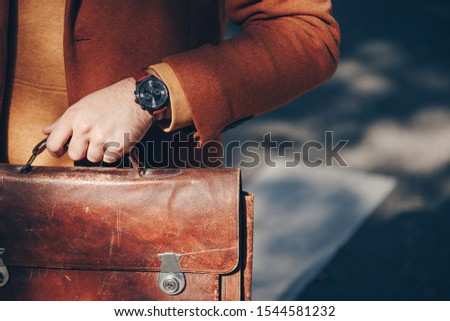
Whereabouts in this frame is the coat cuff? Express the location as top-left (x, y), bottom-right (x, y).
top-left (149, 63), bottom-right (193, 132)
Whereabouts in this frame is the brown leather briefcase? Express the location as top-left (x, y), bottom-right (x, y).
top-left (0, 143), bottom-right (254, 301)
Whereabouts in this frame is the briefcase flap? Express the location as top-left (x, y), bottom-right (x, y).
top-left (0, 166), bottom-right (242, 275)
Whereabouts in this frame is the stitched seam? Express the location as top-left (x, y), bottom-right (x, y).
top-left (10, 78), bottom-right (67, 92)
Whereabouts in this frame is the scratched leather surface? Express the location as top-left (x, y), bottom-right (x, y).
top-left (0, 165), bottom-right (253, 300)
top-left (221, 192), bottom-right (254, 301)
top-left (243, 192), bottom-right (254, 301)
top-left (0, 268), bottom-right (219, 301)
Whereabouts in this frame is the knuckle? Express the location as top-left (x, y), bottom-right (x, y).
top-left (87, 154), bottom-right (102, 163)
top-left (93, 131), bottom-right (107, 143)
top-left (75, 121), bottom-right (92, 135)
top-left (45, 138), bottom-right (59, 153)
top-left (68, 147), bottom-right (84, 161)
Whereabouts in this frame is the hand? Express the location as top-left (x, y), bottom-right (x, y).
top-left (42, 77), bottom-right (153, 163)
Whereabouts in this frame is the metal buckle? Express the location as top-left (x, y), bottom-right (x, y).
top-left (157, 253), bottom-right (185, 295)
top-left (0, 248), bottom-right (9, 287)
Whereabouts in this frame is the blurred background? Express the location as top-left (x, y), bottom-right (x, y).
top-left (224, 0), bottom-right (450, 300)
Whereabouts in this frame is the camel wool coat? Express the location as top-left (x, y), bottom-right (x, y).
top-left (0, 0), bottom-right (340, 166)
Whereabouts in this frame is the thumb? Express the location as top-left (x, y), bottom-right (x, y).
top-left (42, 122), bottom-right (56, 135)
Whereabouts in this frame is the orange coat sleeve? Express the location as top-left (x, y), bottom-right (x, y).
top-left (162, 0), bottom-right (340, 145)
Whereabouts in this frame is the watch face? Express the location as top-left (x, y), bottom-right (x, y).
top-left (136, 77), bottom-right (169, 111)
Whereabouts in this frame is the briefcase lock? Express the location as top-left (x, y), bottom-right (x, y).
top-left (157, 253), bottom-right (185, 295)
top-left (0, 248), bottom-right (9, 287)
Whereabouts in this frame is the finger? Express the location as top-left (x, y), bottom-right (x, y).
top-left (86, 140), bottom-right (106, 163)
top-left (46, 125), bottom-right (73, 158)
top-left (67, 136), bottom-right (89, 161)
top-left (102, 141), bottom-right (123, 164)
top-left (42, 122), bottom-right (56, 135)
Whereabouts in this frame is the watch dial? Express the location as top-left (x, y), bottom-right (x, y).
top-left (138, 78), bottom-right (168, 110)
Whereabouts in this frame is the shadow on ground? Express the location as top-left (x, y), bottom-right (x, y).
top-left (299, 197), bottom-right (450, 300)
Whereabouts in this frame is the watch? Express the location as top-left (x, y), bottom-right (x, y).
top-left (133, 70), bottom-right (170, 115)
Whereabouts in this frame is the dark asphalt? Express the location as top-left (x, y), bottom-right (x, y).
top-left (296, 0), bottom-right (450, 300)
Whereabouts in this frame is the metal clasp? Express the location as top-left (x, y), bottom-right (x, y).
top-left (157, 253), bottom-right (185, 295)
top-left (0, 248), bottom-right (10, 287)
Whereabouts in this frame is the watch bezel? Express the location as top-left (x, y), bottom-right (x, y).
top-left (134, 75), bottom-right (170, 114)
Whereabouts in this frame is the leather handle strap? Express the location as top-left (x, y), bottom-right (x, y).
top-left (20, 137), bottom-right (48, 174)
top-left (133, 69), bottom-right (151, 82)
top-left (20, 138), bottom-right (146, 177)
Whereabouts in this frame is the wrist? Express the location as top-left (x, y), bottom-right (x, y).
top-left (133, 69), bottom-right (170, 120)
top-left (149, 63), bottom-right (194, 133)
top-left (144, 68), bottom-right (171, 123)
top-left (152, 103), bottom-right (171, 122)
top-left (124, 77), bottom-right (153, 125)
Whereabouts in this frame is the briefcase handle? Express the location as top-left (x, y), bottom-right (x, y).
top-left (20, 137), bottom-right (146, 177)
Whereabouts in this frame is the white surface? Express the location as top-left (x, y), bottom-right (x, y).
top-left (4, 301), bottom-right (450, 321)
top-left (245, 161), bottom-right (396, 300)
